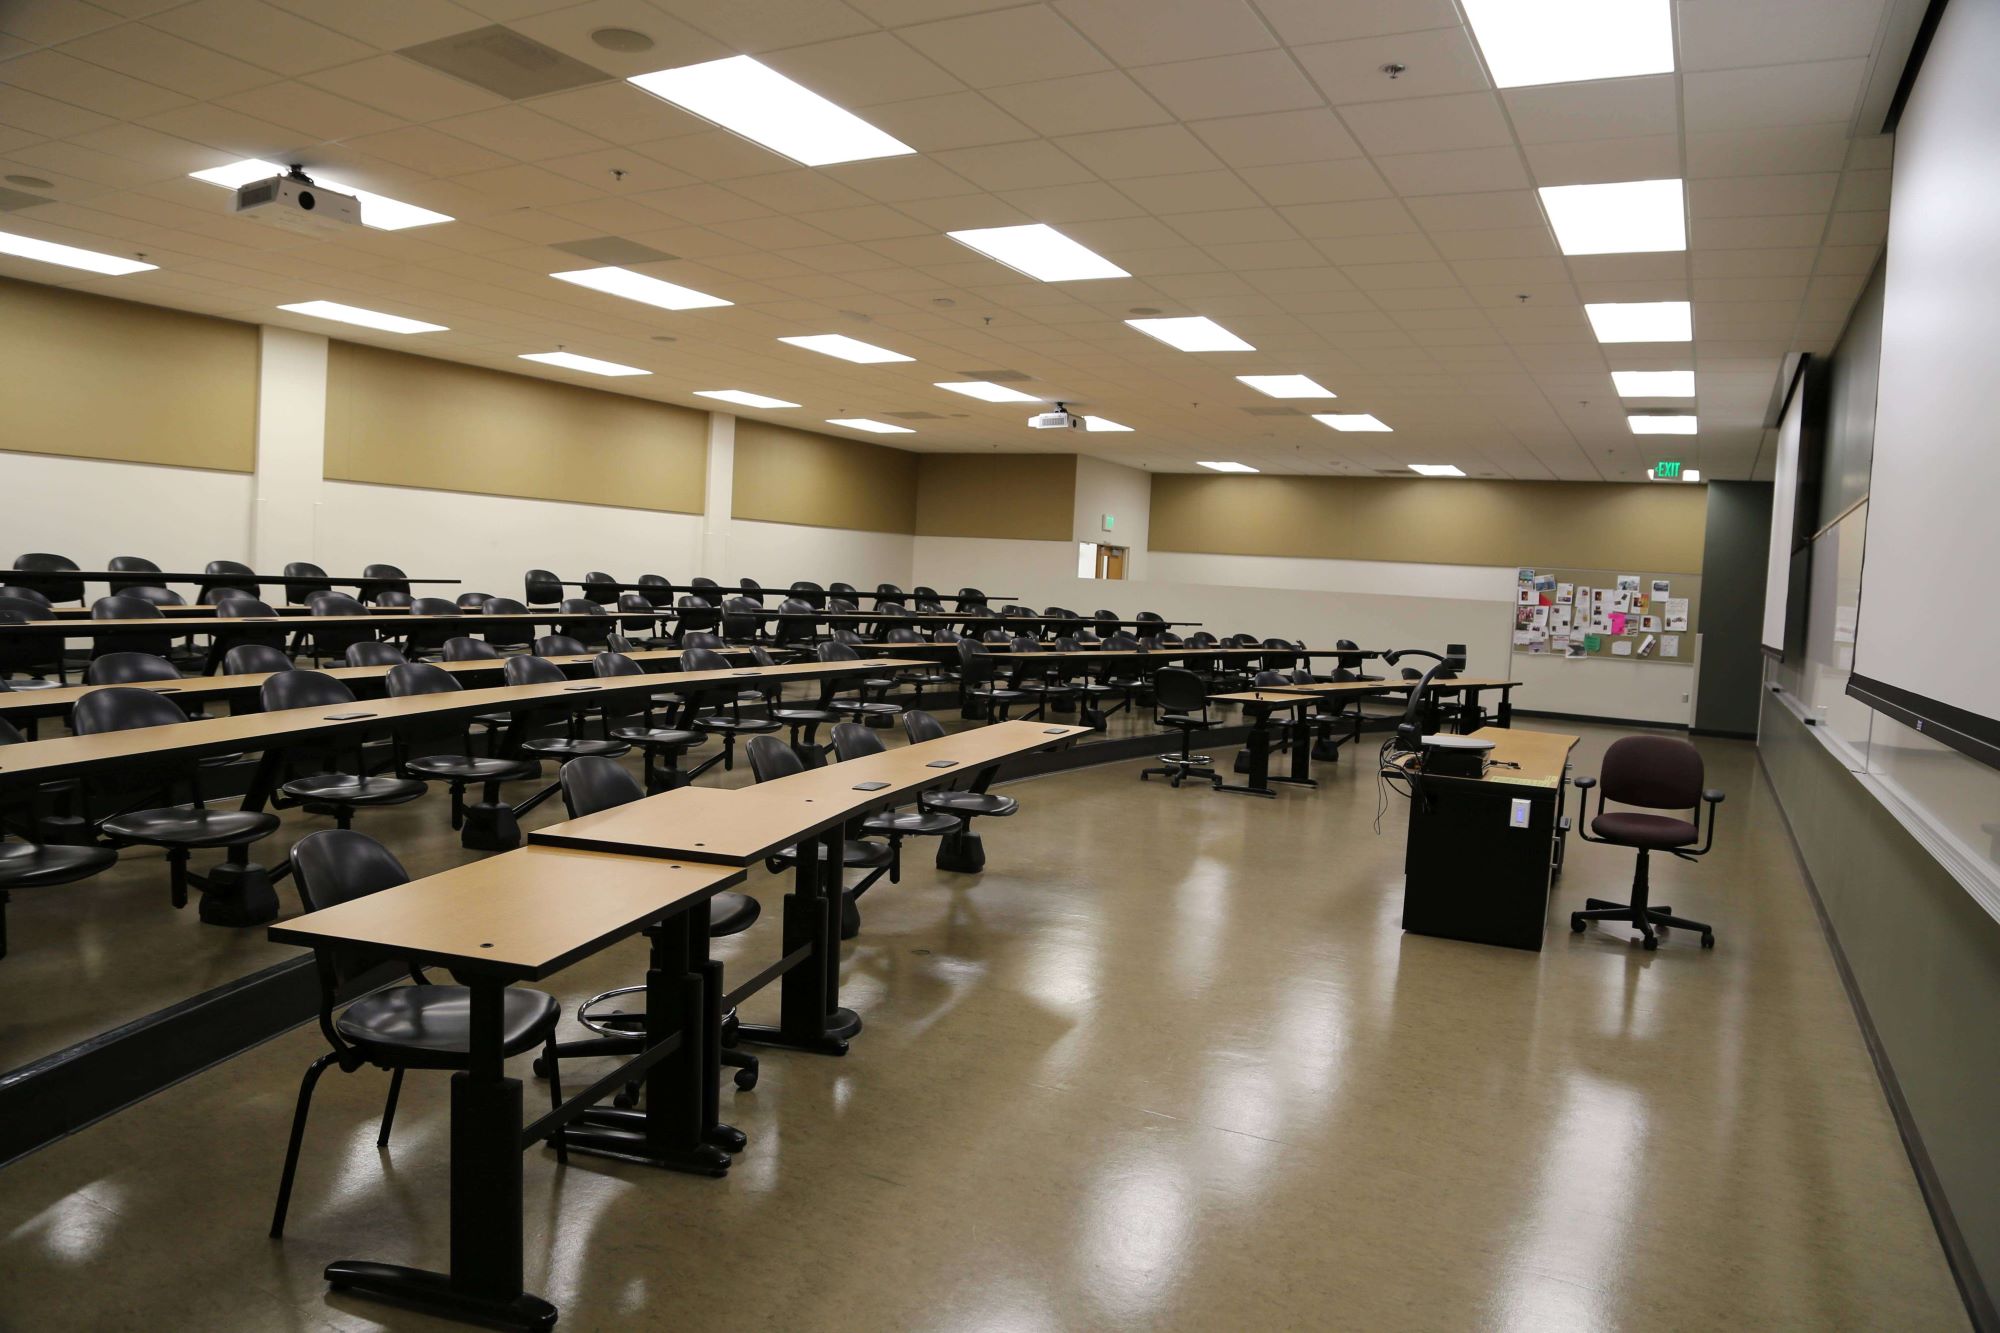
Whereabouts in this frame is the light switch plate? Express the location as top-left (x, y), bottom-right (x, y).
top-left (1509, 797), bottom-right (1531, 828)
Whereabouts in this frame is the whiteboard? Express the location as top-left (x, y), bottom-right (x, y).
top-left (1760, 373), bottom-right (1804, 655)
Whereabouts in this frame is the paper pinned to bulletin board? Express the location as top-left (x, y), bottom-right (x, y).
top-left (1511, 565), bottom-right (1700, 665)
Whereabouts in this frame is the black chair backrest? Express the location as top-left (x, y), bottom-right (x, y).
top-left (84, 652), bottom-right (178, 685)
top-left (218, 596), bottom-right (278, 618)
top-left (13, 552), bottom-right (84, 603)
top-left (737, 579), bottom-right (765, 604)
top-left (915, 599), bottom-right (945, 614)
top-left (443, 636), bottom-right (500, 661)
top-left (198, 559), bottom-right (258, 602)
top-left (484, 597), bottom-right (529, 614)
top-left (789, 580), bottom-right (826, 609)
top-left (455, 592), bottom-right (494, 610)
top-left (815, 641), bottom-right (859, 664)
top-left (677, 594), bottom-right (720, 628)
top-left (776, 597), bottom-right (818, 642)
top-left (411, 597), bottom-right (457, 617)
top-left (682, 646), bottom-right (730, 673)
top-left (503, 655), bottom-right (565, 686)
top-left (682, 631), bottom-right (725, 652)
top-left (687, 577), bottom-right (720, 606)
top-left (90, 595), bottom-right (169, 657)
top-left (902, 709), bottom-right (946, 743)
top-left (1335, 639), bottom-right (1365, 671)
top-left (885, 627), bottom-right (921, 644)
top-left (721, 597), bottom-right (762, 640)
top-left (0, 585), bottom-right (52, 608)
top-left (606, 633), bottom-right (638, 654)
top-left (1600, 736), bottom-right (1704, 811)
top-left (345, 640), bottom-right (406, 667)
top-left (121, 586), bottom-right (186, 607)
top-left (828, 597), bottom-right (857, 613)
top-left (558, 755), bottom-right (642, 818)
top-left (225, 643), bottom-right (294, 675)
top-left (360, 563), bottom-right (409, 604)
top-left (828, 582), bottom-right (858, 599)
top-left (582, 572), bottom-right (619, 605)
top-left (830, 721), bottom-right (885, 762)
top-left (72, 685), bottom-right (187, 735)
top-left (524, 570), bottom-right (563, 605)
top-left (283, 561), bottom-right (332, 605)
top-left (376, 589), bottom-right (417, 609)
top-left (107, 555), bottom-right (162, 594)
top-left (481, 597), bottom-right (533, 649)
top-left (956, 587), bottom-right (984, 603)
top-left (745, 734), bottom-right (803, 782)
top-left (1153, 667), bottom-right (1208, 713)
top-left (593, 651), bottom-right (642, 678)
top-left (636, 574), bottom-right (672, 596)
top-left (262, 668), bottom-right (356, 713)
top-left (0, 715), bottom-right (22, 745)
top-left (385, 662), bottom-right (457, 697)
top-left (912, 585), bottom-right (938, 600)
top-left (93, 594), bottom-right (161, 620)
top-left (309, 591), bottom-right (365, 615)
top-left (618, 593), bottom-right (654, 613)
top-left (290, 830), bottom-right (411, 986)
top-left (533, 634), bottom-right (586, 657)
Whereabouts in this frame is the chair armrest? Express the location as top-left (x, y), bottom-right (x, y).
top-left (1571, 776), bottom-right (1602, 841)
top-left (1703, 788), bottom-right (1725, 804)
top-left (1572, 775), bottom-right (1596, 791)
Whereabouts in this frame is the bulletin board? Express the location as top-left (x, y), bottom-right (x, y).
top-left (1511, 565), bottom-right (1701, 667)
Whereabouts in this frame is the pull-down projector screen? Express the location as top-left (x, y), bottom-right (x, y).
top-left (1761, 367), bottom-right (1807, 657)
top-left (1848, 0), bottom-right (2000, 769)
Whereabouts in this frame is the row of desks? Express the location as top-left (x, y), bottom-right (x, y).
top-left (268, 717), bottom-right (1085, 1328)
top-left (6, 609), bottom-right (1202, 636)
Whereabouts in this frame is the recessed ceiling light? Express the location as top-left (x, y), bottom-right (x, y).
top-left (934, 380), bottom-right (1040, 403)
top-left (1684, 469), bottom-right (1702, 482)
top-left (629, 56), bottom-right (914, 167)
top-left (1237, 374), bottom-right (1336, 398)
top-left (1126, 316), bottom-right (1255, 352)
top-left (1612, 370), bottom-right (1695, 397)
top-left (827, 418), bottom-right (914, 434)
top-left (521, 351), bottom-right (649, 377)
top-left (189, 160), bottom-right (450, 230)
top-left (0, 229), bottom-right (155, 275)
top-left (696, 389), bottom-right (799, 409)
top-left (1629, 414), bottom-right (1697, 434)
top-left (780, 334), bottom-right (913, 364)
top-left (276, 300), bottom-right (445, 334)
top-left (1197, 460), bottom-right (1258, 472)
top-left (945, 223), bottom-right (1128, 282)
top-left (1538, 179), bottom-right (1685, 255)
top-left (1409, 464), bottom-right (1466, 477)
top-left (1584, 301), bottom-right (1691, 343)
top-left (1462, 0), bottom-right (1674, 89)
top-left (551, 266), bottom-right (730, 311)
top-left (1084, 416), bottom-right (1132, 432)
top-left (1314, 413), bottom-right (1393, 432)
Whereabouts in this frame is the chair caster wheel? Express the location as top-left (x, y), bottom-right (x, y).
top-left (613, 1085), bottom-right (639, 1109)
top-left (1570, 916), bottom-right (1585, 932)
top-left (734, 1067), bottom-right (758, 1091)
top-left (532, 1058), bottom-right (550, 1079)
top-left (1701, 933), bottom-right (1715, 949)
top-left (1641, 934), bottom-right (1659, 950)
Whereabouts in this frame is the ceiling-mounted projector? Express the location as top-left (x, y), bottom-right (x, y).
top-left (1028, 402), bottom-right (1083, 430)
top-left (232, 167), bottom-right (360, 235)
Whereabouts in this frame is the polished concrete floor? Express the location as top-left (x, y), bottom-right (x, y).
top-left (0, 721), bottom-right (1970, 1331)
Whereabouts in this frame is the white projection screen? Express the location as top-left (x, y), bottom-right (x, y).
top-left (1761, 371), bottom-right (1806, 656)
top-left (1848, 0), bottom-right (2000, 768)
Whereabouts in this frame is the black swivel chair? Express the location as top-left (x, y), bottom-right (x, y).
top-left (455, 591), bottom-right (494, 611)
top-left (1570, 736), bottom-right (1724, 950)
top-left (901, 709), bottom-right (1019, 872)
top-left (523, 569), bottom-right (564, 608)
top-left (224, 643), bottom-right (295, 676)
top-left (259, 671), bottom-right (428, 828)
top-left (721, 596), bottom-right (765, 644)
top-left (283, 562), bottom-right (332, 606)
top-left (592, 652), bottom-right (706, 792)
top-left (480, 597), bottom-right (536, 652)
top-left (618, 593), bottom-right (669, 648)
top-left (304, 592), bottom-right (372, 664)
top-left (813, 641), bottom-right (902, 724)
top-left (344, 640), bottom-right (406, 668)
top-left (197, 559), bottom-right (259, 604)
top-left (12, 552), bottom-right (85, 604)
top-left (399, 597), bottom-right (461, 659)
top-left (532, 634), bottom-right (587, 658)
top-left (443, 636), bottom-right (501, 662)
top-left (497, 655), bottom-right (631, 816)
top-left (955, 640), bottom-right (1028, 723)
top-left (677, 646), bottom-right (779, 776)
top-left (1139, 667), bottom-right (1222, 790)
top-left (382, 663), bottom-right (542, 848)
top-left (105, 555), bottom-right (162, 594)
top-left (581, 571), bottom-right (619, 606)
top-left (744, 735), bottom-right (892, 939)
top-left (688, 577), bottom-right (723, 606)
top-left (542, 757), bottom-right (760, 1101)
top-left (674, 594), bottom-right (721, 644)
top-left (270, 829), bottom-right (565, 1239)
top-left (69, 688), bottom-right (284, 922)
top-left (555, 599), bottom-right (610, 648)
top-left (828, 723), bottom-right (957, 881)
top-left (0, 817), bottom-right (119, 963)
top-left (0, 602), bottom-right (67, 687)
top-left (214, 596), bottom-right (288, 663)
top-left (358, 563), bottom-right (410, 605)
top-left (789, 580), bottom-right (826, 610)
top-left (636, 574), bottom-right (673, 605)
top-left (88, 593), bottom-right (172, 661)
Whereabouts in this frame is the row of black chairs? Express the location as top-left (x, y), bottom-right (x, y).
top-left (8, 552), bottom-right (416, 605)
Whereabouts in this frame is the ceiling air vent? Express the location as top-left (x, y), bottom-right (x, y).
top-left (955, 369), bottom-right (1032, 382)
top-left (400, 26), bottom-right (609, 100)
top-left (551, 236), bottom-right (678, 266)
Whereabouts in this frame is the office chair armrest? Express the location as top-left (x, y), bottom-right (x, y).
top-left (1571, 776), bottom-right (1596, 790)
top-left (1703, 788), bottom-right (1725, 804)
top-left (1570, 776), bottom-right (1604, 842)
top-left (1689, 788), bottom-right (1726, 856)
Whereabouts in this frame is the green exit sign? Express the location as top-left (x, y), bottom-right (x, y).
top-left (1653, 460), bottom-right (1683, 480)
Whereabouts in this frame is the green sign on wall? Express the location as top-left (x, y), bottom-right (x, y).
top-left (1652, 460), bottom-right (1683, 480)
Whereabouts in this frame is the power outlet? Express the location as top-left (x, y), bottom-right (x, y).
top-left (1509, 797), bottom-right (1531, 829)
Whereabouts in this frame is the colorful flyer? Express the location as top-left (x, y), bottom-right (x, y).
top-left (1609, 611), bottom-right (1628, 635)
top-left (1665, 597), bottom-right (1689, 631)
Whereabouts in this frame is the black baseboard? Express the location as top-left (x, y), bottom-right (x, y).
top-left (1756, 749), bottom-right (1998, 1333)
top-left (1690, 726), bottom-right (1758, 740)
top-left (1513, 708), bottom-right (1691, 732)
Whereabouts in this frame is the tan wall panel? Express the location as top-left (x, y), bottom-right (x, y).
top-left (0, 278), bottom-right (257, 472)
top-left (1150, 474), bottom-right (1709, 570)
top-left (324, 342), bottom-right (706, 513)
top-left (915, 453), bottom-right (1077, 541)
top-left (732, 420), bottom-right (918, 533)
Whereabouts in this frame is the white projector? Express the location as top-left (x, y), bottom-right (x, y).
top-left (232, 173), bottom-right (361, 234)
top-left (1028, 409), bottom-right (1083, 430)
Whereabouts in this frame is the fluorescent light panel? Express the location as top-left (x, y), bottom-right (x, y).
top-left (1084, 416), bottom-right (1132, 432)
top-left (629, 56), bottom-right (914, 167)
top-left (1585, 301), bottom-right (1692, 343)
top-left (1314, 413), bottom-right (1392, 432)
top-left (827, 418), bottom-right (913, 434)
top-left (1197, 461), bottom-right (1258, 473)
top-left (0, 229), bottom-right (155, 275)
top-left (935, 380), bottom-right (1040, 403)
top-left (1409, 464), bottom-right (1466, 477)
top-left (1126, 316), bottom-right (1255, 352)
top-left (1612, 370), bottom-right (1695, 397)
top-left (1237, 374), bottom-right (1336, 399)
top-left (1463, 0), bottom-right (1675, 89)
top-left (520, 351), bottom-right (648, 377)
top-left (780, 334), bottom-right (912, 364)
top-left (695, 390), bottom-right (799, 409)
top-left (1629, 415), bottom-right (1697, 434)
top-left (945, 223), bottom-right (1127, 282)
top-left (277, 301), bottom-right (445, 334)
top-left (188, 159), bottom-right (450, 230)
top-left (551, 266), bottom-right (730, 311)
top-left (1538, 179), bottom-right (1685, 255)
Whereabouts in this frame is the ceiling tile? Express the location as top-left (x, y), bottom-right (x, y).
top-left (1502, 76), bottom-right (1678, 145)
top-left (1293, 26), bottom-right (1489, 105)
top-left (1056, 124), bottom-right (1223, 179)
top-left (656, 0), bottom-right (877, 51)
top-left (931, 140), bottom-right (1095, 191)
top-left (4, 49), bottom-right (188, 118)
top-left (1130, 51), bottom-right (1325, 120)
top-left (214, 82), bottom-right (404, 142)
top-left (264, 0), bottom-right (488, 49)
top-left (0, 0), bottom-right (126, 46)
top-left (897, 6), bottom-right (1109, 88)
top-left (304, 55), bottom-right (510, 120)
top-left (1678, 0), bottom-right (1888, 72)
top-left (1253, 0), bottom-right (1457, 46)
top-left (1523, 135), bottom-right (1680, 186)
top-left (1054, 0), bottom-right (1276, 65)
top-left (1691, 213), bottom-right (1832, 249)
top-left (1682, 60), bottom-right (1870, 134)
top-left (862, 92), bottom-right (1037, 152)
top-left (1187, 108), bottom-right (1362, 168)
top-left (1281, 198), bottom-right (1420, 238)
top-left (1688, 173), bottom-right (1839, 218)
top-left (985, 72), bottom-right (1172, 136)
top-left (1114, 170), bottom-right (1262, 214)
top-left (1238, 159), bottom-right (1390, 206)
top-left (1336, 91), bottom-right (1510, 155)
top-left (1406, 189), bottom-right (1542, 232)
top-left (763, 31), bottom-right (966, 106)
top-left (1375, 144), bottom-right (1529, 196)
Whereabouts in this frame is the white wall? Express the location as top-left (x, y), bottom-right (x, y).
top-left (1072, 456), bottom-right (1151, 581)
top-left (725, 519), bottom-right (915, 595)
top-left (0, 451), bottom-right (253, 580)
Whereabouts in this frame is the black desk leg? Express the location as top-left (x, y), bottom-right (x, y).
top-left (1219, 707), bottom-right (1279, 797)
top-left (739, 829), bottom-right (856, 1054)
top-left (324, 978), bottom-right (555, 1332)
top-left (692, 899), bottom-right (745, 1154)
top-left (1496, 686), bottom-right (1514, 728)
top-left (563, 911), bottom-right (732, 1176)
top-left (1289, 710), bottom-right (1316, 784)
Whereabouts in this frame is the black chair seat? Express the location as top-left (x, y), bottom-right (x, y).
top-left (337, 985), bottom-right (559, 1061)
top-left (521, 736), bottom-right (629, 760)
top-left (697, 716), bottom-right (781, 735)
top-left (864, 808), bottom-right (960, 837)
top-left (771, 706), bottom-right (843, 725)
top-left (279, 773), bottom-right (428, 807)
top-left (1592, 812), bottom-right (1697, 848)
top-left (100, 805), bottom-right (281, 848)
top-left (774, 838), bottom-right (892, 870)
top-left (0, 678), bottom-right (62, 692)
top-left (711, 889), bottom-right (759, 937)
top-left (834, 700), bottom-right (902, 717)
top-left (921, 790), bottom-right (1019, 818)
top-left (609, 725), bottom-right (703, 748)
top-left (404, 753), bottom-right (539, 783)
top-left (0, 841), bottom-right (119, 888)
top-left (970, 686), bottom-right (1029, 702)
